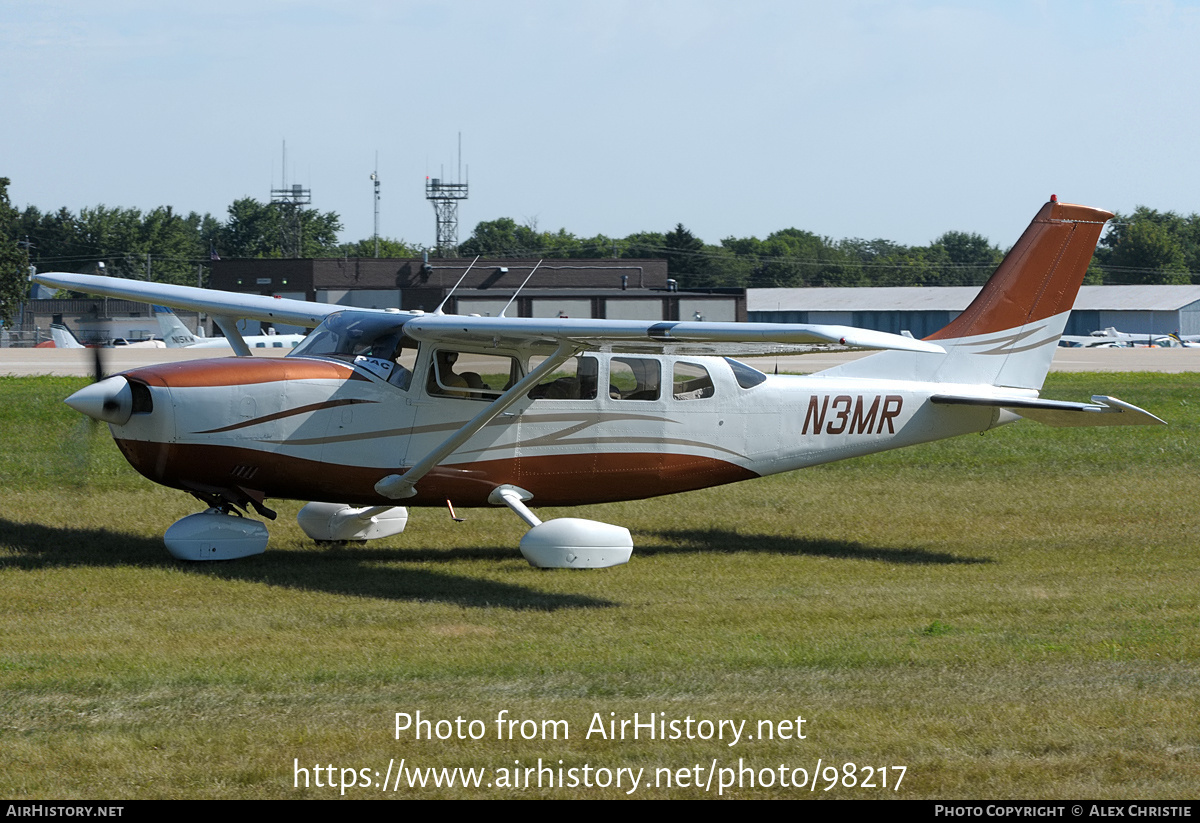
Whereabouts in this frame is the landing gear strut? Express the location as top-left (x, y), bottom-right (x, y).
top-left (489, 485), bottom-right (633, 569)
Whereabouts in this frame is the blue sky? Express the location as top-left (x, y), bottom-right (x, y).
top-left (3, 1), bottom-right (1198, 251)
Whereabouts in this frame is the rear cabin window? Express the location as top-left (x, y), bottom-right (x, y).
top-left (673, 361), bottom-right (715, 400)
top-left (527, 355), bottom-right (599, 400)
top-left (609, 357), bottom-right (661, 401)
top-left (724, 357), bottom-right (767, 389)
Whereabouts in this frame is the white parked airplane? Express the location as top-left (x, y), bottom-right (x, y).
top-left (35, 197), bottom-right (1164, 569)
top-left (49, 324), bottom-right (84, 349)
top-left (47, 323), bottom-right (165, 348)
top-left (1089, 328), bottom-right (1190, 347)
top-left (154, 306), bottom-right (305, 350)
top-left (1057, 335), bottom-right (1124, 348)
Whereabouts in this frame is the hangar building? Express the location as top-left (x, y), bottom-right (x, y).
top-left (210, 257), bottom-right (745, 333)
top-left (748, 286), bottom-right (1200, 338)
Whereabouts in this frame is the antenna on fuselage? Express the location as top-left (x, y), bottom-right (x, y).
top-left (433, 255), bottom-right (480, 316)
top-left (499, 260), bottom-right (542, 318)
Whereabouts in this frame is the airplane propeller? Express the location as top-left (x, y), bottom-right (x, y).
top-left (91, 343), bottom-right (106, 383)
top-left (61, 344), bottom-right (110, 487)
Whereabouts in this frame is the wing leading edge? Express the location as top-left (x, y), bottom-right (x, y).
top-left (33, 272), bottom-right (340, 328)
top-left (402, 315), bottom-right (946, 357)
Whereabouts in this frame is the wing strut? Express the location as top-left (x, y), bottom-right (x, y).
top-left (374, 342), bottom-right (575, 499)
top-left (212, 315), bottom-right (251, 357)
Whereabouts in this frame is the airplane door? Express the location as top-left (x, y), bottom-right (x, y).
top-left (513, 355), bottom-right (605, 500)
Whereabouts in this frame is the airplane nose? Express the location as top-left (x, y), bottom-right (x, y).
top-left (65, 376), bottom-right (133, 425)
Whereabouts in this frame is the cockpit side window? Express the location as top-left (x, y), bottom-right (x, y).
top-left (427, 349), bottom-right (521, 400)
top-left (388, 337), bottom-right (420, 390)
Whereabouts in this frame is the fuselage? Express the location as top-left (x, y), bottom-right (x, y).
top-left (104, 346), bottom-right (1003, 509)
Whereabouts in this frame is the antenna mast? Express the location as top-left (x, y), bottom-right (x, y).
top-left (425, 132), bottom-right (469, 257)
top-left (270, 141), bottom-right (312, 258)
top-left (370, 152), bottom-right (380, 258)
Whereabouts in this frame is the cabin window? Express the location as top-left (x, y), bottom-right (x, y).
top-left (388, 337), bottom-right (419, 390)
top-left (427, 349), bottom-right (521, 400)
top-left (527, 355), bottom-right (599, 400)
top-left (609, 357), bottom-right (660, 401)
top-left (724, 357), bottom-right (767, 389)
top-left (673, 361), bottom-right (715, 400)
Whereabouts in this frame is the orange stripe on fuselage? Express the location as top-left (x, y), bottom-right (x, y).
top-left (113, 439), bottom-right (759, 507)
top-left (122, 356), bottom-right (359, 388)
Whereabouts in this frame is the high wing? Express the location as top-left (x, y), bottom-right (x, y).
top-left (32, 271), bottom-right (945, 358)
top-left (402, 314), bottom-right (945, 356)
top-left (33, 272), bottom-right (338, 329)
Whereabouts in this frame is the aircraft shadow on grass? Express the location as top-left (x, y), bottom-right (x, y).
top-left (637, 528), bottom-right (993, 565)
top-left (0, 518), bottom-right (616, 611)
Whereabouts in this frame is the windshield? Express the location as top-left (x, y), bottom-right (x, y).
top-left (289, 311), bottom-right (412, 363)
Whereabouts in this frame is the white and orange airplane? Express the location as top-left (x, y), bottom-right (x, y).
top-left (35, 197), bottom-right (1163, 568)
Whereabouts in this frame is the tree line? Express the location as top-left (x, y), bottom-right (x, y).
top-left (458, 210), bottom-right (1200, 290)
top-left (3, 175), bottom-right (1200, 326)
top-left (2, 194), bottom-right (380, 288)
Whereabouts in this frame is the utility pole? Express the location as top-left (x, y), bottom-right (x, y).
top-left (371, 152), bottom-right (380, 258)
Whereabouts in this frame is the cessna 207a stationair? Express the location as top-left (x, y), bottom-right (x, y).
top-left (36, 197), bottom-right (1164, 568)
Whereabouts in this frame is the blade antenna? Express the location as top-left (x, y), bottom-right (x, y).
top-left (499, 260), bottom-right (542, 318)
top-left (433, 255), bottom-right (480, 316)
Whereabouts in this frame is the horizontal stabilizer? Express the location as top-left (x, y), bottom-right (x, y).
top-left (932, 393), bottom-right (1165, 427)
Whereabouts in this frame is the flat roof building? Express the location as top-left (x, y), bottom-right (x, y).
top-left (211, 257), bottom-right (746, 332)
top-left (748, 286), bottom-right (1200, 338)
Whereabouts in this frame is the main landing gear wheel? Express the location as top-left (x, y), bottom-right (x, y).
top-left (164, 508), bottom-right (269, 561)
top-left (489, 485), bottom-right (633, 569)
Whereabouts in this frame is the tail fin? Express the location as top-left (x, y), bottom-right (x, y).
top-left (49, 323), bottom-right (84, 349)
top-left (154, 306), bottom-right (198, 348)
top-left (820, 197), bottom-right (1112, 390)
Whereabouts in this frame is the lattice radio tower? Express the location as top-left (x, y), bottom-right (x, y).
top-left (271, 141), bottom-right (311, 258)
top-left (425, 133), bottom-right (469, 257)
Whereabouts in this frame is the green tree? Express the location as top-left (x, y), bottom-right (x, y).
top-left (460, 217), bottom-right (529, 256)
top-left (217, 197), bottom-right (341, 259)
top-left (336, 237), bottom-right (421, 258)
top-left (1098, 210), bottom-right (1190, 285)
top-left (459, 218), bottom-right (588, 258)
top-left (932, 231), bottom-right (1002, 286)
top-left (0, 178), bottom-right (29, 326)
top-left (736, 228), bottom-right (862, 287)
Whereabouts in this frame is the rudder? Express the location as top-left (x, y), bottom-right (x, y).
top-left (819, 197), bottom-right (1113, 391)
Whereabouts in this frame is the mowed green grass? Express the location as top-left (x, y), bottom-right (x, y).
top-left (0, 373), bottom-right (1197, 799)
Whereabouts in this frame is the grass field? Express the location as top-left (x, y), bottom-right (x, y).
top-left (1, 373), bottom-right (1197, 799)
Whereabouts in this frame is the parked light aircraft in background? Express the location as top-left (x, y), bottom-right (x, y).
top-left (35, 197), bottom-right (1164, 569)
top-left (49, 324), bottom-right (84, 349)
top-left (1089, 328), bottom-right (1193, 347)
top-left (1057, 334), bottom-right (1124, 348)
top-left (154, 306), bottom-right (306, 350)
top-left (47, 323), bottom-right (165, 348)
